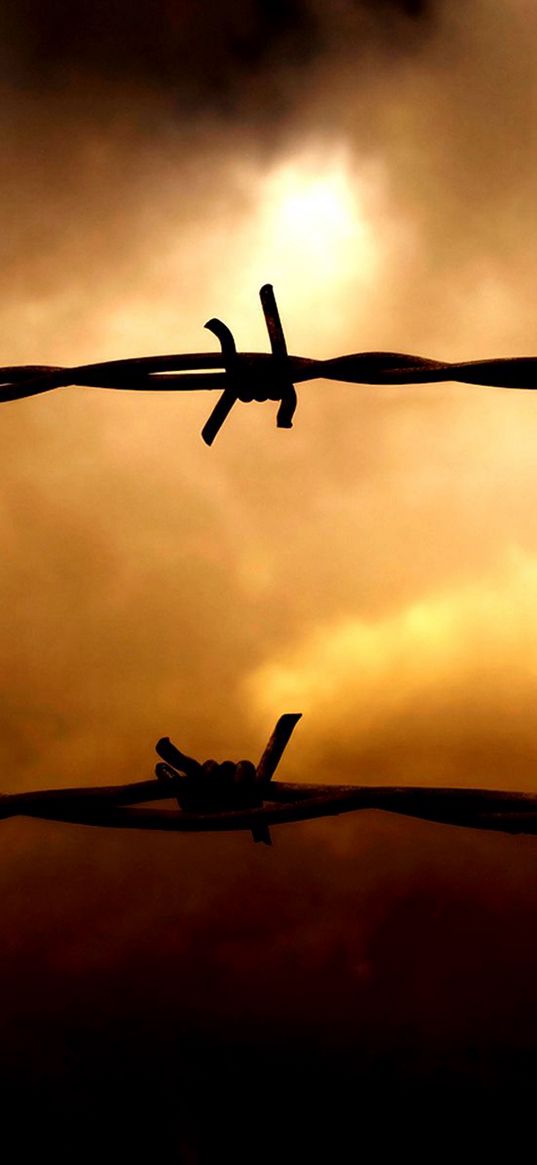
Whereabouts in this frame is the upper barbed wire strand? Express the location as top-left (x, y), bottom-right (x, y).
top-left (2, 286), bottom-right (537, 439)
top-left (3, 352), bottom-right (537, 396)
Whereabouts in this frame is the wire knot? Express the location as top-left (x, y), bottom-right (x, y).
top-left (201, 284), bottom-right (297, 445)
top-left (154, 712), bottom-right (302, 844)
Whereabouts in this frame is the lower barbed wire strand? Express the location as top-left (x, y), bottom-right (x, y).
top-left (4, 783), bottom-right (537, 835)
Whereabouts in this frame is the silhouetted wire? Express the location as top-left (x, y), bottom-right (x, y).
top-left (4, 711), bottom-right (537, 845)
top-left (2, 780), bottom-right (537, 835)
top-left (4, 285), bottom-right (535, 839)
top-left (2, 285), bottom-right (537, 443)
top-left (6, 711), bottom-right (537, 836)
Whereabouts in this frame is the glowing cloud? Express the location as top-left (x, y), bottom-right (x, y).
top-left (245, 549), bottom-right (537, 787)
top-left (236, 149), bottom-right (382, 345)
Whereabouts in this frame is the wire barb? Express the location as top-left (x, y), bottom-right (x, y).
top-left (202, 318), bottom-right (239, 445)
top-left (4, 713), bottom-right (537, 842)
top-left (259, 283), bottom-right (297, 429)
top-left (154, 714), bottom-right (302, 844)
top-left (4, 285), bottom-right (537, 443)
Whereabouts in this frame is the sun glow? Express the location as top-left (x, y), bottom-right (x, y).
top-left (268, 165), bottom-right (359, 267)
top-left (238, 149), bottom-right (381, 344)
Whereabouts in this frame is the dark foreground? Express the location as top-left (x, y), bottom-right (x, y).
top-left (2, 809), bottom-right (536, 1162)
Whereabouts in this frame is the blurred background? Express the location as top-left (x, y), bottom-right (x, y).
top-left (1, 1), bottom-right (537, 1157)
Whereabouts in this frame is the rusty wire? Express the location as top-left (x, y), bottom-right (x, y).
top-left (2, 284), bottom-right (537, 444)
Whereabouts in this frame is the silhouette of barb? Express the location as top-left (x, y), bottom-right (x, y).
top-left (3, 285), bottom-right (537, 444)
top-left (3, 714), bottom-right (537, 843)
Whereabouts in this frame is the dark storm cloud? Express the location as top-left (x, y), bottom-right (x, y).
top-left (0, 1), bottom-right (435, 120)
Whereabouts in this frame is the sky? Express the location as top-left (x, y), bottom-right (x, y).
top-left (2, 1), bottom-right (537, 1157)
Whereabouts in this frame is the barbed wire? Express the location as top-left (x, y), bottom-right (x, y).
top-left (3, 715), bottom-right (537, 845)
top-left (2, 284), bottom-right (537, 444)
top-left (4, 289), bottom-right (536, 843)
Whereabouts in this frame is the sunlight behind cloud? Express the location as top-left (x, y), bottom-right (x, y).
top-left (236, 149), bottom-right (382, 345)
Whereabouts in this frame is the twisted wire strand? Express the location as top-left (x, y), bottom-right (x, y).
top-left (2, 351), bottom-right (537, 406)
top-left (3, 778), bottom-right (537, 835)
top-left (4, 280), bottom-right (537, 441)
top-left (321, 352), bottom-right (537, 389)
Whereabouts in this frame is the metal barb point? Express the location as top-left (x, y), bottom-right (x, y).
top-left (154, 713), bottom-right (302, 844)
top-left (260, 284), bottom-right (298, 429)
top-left (200, 286), bottom-right (297, 444)
top-left (202, 318), bottom-right (239, 445)
top-left (8, 289), bottom-right (537, 447)
top-left (8, 711), bottom-right (537, 840)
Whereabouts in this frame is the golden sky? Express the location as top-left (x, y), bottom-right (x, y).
top-left (3, 3), bottom-right (537, 1153)
top-left (1, 0), bottom-right (537, 792)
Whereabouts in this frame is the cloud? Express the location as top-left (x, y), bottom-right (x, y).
top-left (247, 548), bottom-right (537, 785)
top-left (0, 2), bottom-right (434, 108)
top-left (3, 7), bottom-right (537, 1149)
top-left (1, 1), bottom-right (537, 797)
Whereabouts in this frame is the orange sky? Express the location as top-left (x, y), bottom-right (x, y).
top-left (1, 0), bottom-right (537, 793)
top-left (3, 3), bottom-right (537, 1155)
